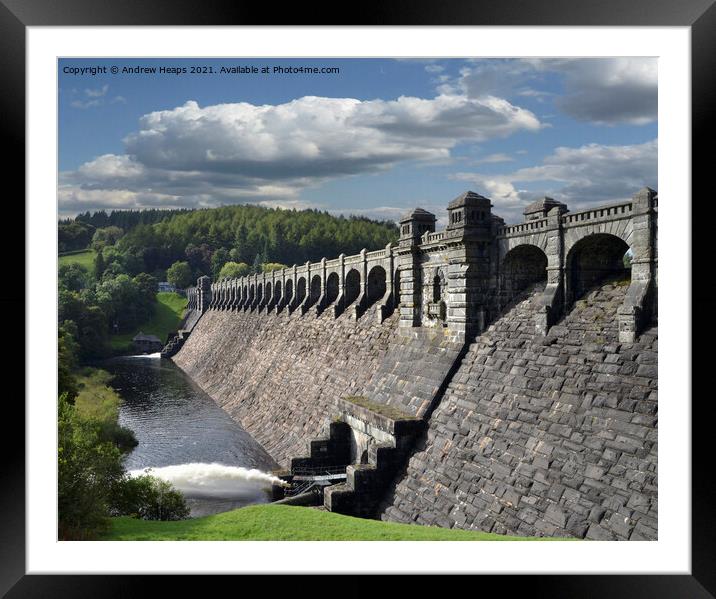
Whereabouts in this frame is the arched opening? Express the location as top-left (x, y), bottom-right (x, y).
top-left (285, 279), bottom-right (294, 304)
top-left (295, 277), bottom-right (307, 304)
top-left (249, 284), bottom-right (255, 303)
top-left (432, 269), bottom-right (446, 303)
top-left (367, 266), bottom-right (387, 307)
top-left (325, 272), bottom-right (339, 305)
top-left (274, 280), bottom-right (282, 303)
top-left (393, 268), bottom-right (401, 307)
top-left (266, 281), bottom-right (272, 302)
top-left (344, 269), bottom-right (361, 307)
top-left (309, 275), bottom-right (322, 307)
top-left (500, 244), bottom-right (548, 305)
top-left (256, 282), bottom-right (263, 303)
top-left (566, 233), bottom-right (631, 302)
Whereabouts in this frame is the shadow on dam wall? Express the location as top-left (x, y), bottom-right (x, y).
top-left (172, 277), bottom-right (657, 541)
top-left (172, 305), bottom-right (464, 468)
top-left (379, 280), bottom-right (657, 541)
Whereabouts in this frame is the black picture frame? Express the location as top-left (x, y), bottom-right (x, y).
top-left (6, 0), bottom-right (714, 594)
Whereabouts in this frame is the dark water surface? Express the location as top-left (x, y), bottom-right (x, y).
top-left (103, 355), bottom-right (280, 516)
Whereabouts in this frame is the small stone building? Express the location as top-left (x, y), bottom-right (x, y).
top-left (132, 332), bottom-right (163, 354)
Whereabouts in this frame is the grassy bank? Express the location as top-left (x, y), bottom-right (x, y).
top-left (110, 291), bottom-right (187, 352)
top-left (59, 248), bottom-right (96, 275)
top-left (103, 504), bottom-right (570, 541)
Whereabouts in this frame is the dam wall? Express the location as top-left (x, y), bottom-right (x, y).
top-left (173, 308), bottom-right (462, 467)
top-left (170, 188), bottom-right (658, 540)
top-left (379, 281), bottom-right (657, 540)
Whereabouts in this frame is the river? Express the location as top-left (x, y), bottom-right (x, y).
top-left (103, 354), bottom-right (281, 517)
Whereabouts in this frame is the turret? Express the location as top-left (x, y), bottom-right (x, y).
top-left (446, 191), bottom-right (492, 230)
top-left (399, 208), bottom-right (436, 244)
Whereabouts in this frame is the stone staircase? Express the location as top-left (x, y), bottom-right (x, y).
top-left (160, 329), bottom-right (191, 358)
top-left (323, 404), bottom-right (424, 519)
top-left (289, 421), bottom-right (352, 473)
top-left (160, 308), bottom-right (203, 358)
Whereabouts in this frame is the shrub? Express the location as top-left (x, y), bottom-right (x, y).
top-left (112, 475), bottom-right (190, 521)
top-left (58, 393), bottom-right (125, 540)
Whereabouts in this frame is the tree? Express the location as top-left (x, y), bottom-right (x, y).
top-left (94, 250), bottom-right (106, 280)
top-left (211, 247), bottom-right (230, 279)
top-left (166, 261), bottom-right (193, 289)
top-left (91, 226), bottom-right (124, 251)
top-left (251, 252), bottom-right (264, 274)
top-left (185, 243), bottom-right (212, 277)
top-left (262, 262), bottom-right (288, 273)
top-left (58, 392), bottom-right (125, 539)
top-left (58, 325), bottom-right (80, 401)
top-left (218, 261), bottom-right (250, 280)
top-left (59, 263), bottom-right (90, 292)
top-left (111, 475), bottom-right (189, 521)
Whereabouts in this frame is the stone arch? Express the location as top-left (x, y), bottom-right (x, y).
top-left (325, 272), bottom-right (339, 306)
top-left (499, 234), bottom-right (549, 262)
top-left (344, 268), bottom-right (361, 307)
top-left (295, 277), bottom-right (307, 304)
top-left (249, 283), bottom-right (255, 303)
top-left (266, 281), bottom-right (272, 302)
top-left (564, 221), bottom-right (632, 259)
top-left (256, 281), bottom-right (263, 303)
top-left (565, 233), bottom-right (630, 303)
top-left (274, 279), bottom-right (282, 302)
top-left (366, 265), bottom-right (387, 307)
top-left (285, 278), bottom-right (294, 303)
top-left (309, 274), bottom-right (322, 307)
top-left (500, 244), bottom-right (548, 305)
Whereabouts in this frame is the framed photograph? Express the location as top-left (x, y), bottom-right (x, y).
top-left (7, 0), bottom-right (714, 594)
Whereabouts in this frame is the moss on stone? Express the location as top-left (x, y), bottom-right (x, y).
top-left (342, 395), bottom-right (416, 421)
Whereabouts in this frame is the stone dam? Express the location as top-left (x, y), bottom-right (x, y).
top-left (167, 188), bottom-right (658, 541)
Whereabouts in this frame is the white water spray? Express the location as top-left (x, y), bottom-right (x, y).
top-left (128, 352), bottom-right (162, 359)
top-left (128, 462), bottom-right (288, 499)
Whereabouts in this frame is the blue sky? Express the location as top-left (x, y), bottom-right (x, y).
top-left (58, 57), bottom-right (657, 225)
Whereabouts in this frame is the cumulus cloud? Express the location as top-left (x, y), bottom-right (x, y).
top-left (447, 58), bottom-right (657, 126)
top-left (450, 138), bottom-right (657, 221)
top-left (60, 94), bottom-right (541, 214)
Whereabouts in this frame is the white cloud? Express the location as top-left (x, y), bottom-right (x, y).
top-left (85, 84), bottom-right (109, 98)
top-left (70, 84), bottom-right (121, 109)
top-left (527, 58), bottom-right (657, 125)
top-left (70, 99), bottom-right (102, 110)
top-left (450, 138), bottom-right (657, 221)
top-left (61, 94), bottom-right (541, 214)
top-left (447, 58), bottom-right (657, 126)
top-left (472, 153), bottom-right (514, 165)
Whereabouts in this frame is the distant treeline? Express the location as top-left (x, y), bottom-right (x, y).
top-left (58, 203), bottom-right (399, 360)
top-left (59, 204), bottom-right (399, 278)
top-left (59, 208), bottom-right (195, 253)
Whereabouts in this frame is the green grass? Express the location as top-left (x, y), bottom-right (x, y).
top-left (102, 504), bottom-right (571, 541)
top-left (74, 369), bottom-right (120, 423)
top-left (110, 291), bottom-right (187, 352)
top-left (59, 249), bottom-right (96, 275)
top-left (342, 396), bottom-right (416, 421)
